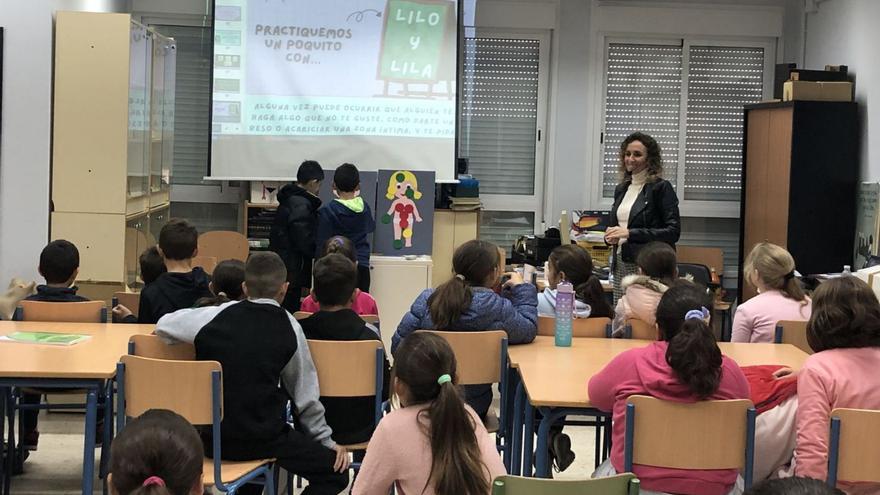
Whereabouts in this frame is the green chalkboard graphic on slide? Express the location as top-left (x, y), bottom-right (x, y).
top-left (378, 0), bottom-right (453, 83)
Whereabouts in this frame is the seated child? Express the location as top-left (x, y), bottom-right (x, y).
top-left (299, 253), bottom-right (390, 445)
top-left (794, 276), bottom-right (880, 492)
top-left (195, 259), bottom-right (246, 307)
top-left (352, 332), bottom-right (506, 495)
top-left (138, 219), bottom-right (212, 323)
top-left (393, 239), bottom-right (537, 419)
top-left (612, 241), bottom-right (677, 336)
top-left (113, 246), bottom-right (168, 322)
top-left (537, 244), bottom-right (612, 318)
top-left (315, 163), bottom-right (376, 293)
top-left (26, 239), bottom-right (88, 302)
top-left (744, 478), bottom-right (844, 495)
top-left (21, 239), bottom-right (90, 451)
top-left (156, 251), bottom-right (349, 495)
top-left (732, 242), bottom-right (811, 343)
top-left (109, 409), bottom-right (204, 495)
top-left (300, 236), bottom-right (379, 316)
top-left (589, 280), bottom-right (750, 494)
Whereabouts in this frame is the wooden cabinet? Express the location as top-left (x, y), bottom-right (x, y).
top-left (739, 101), bottom-right (858, 301)
top-left (51, 12), bottom-right (175, 296)
top-left (431, 210), bottom-right (479, 287)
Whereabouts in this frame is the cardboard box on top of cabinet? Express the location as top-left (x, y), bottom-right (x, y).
top-left (783, 81), bottom-right (853, 102)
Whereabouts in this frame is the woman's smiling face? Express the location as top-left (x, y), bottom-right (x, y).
top-left (624, 140), bottom-right (648, 174)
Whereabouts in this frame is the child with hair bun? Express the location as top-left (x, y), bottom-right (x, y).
top-left (109, 409), bottom-right (204, 495)
top-left (589, 280), bottom-right (750, 494)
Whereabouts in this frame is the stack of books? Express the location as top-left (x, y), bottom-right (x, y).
top-left (449, 196), bottom-right (482, 211)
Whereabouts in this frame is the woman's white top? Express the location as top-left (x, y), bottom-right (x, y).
top-left (616, 169), bottom-right (648, 238)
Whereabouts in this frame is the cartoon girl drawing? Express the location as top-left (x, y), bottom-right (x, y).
top-left (382, 171), bottom-right (423, 249)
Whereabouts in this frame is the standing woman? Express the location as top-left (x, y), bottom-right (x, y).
top-left (605, 132), bottom-right (681, 302)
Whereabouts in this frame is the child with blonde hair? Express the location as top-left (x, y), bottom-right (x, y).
top-left (732, 242), bottom-right (811, 343)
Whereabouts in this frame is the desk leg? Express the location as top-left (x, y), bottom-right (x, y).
top-left (510, 381), bottom-right (524, 476)
top-left (99, 380), bottom-right (114, 493)
top-left (82, 389), bottom-right (97, 495)
top-left (523, 400), bottom-right (534, 477)
top-left (4, 390), bottom-right (14, 495)
top-left (1, 388), bottom-right (9, 495)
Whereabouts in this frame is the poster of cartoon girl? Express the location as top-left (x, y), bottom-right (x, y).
top-left (382, 171), bottom-right (424, 249)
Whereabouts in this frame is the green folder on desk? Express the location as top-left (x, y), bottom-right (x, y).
top-left (5, 331), bottom-right (90, 346)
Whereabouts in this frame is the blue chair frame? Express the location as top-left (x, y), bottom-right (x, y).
top-left (624, 401), bottom-right (757, 489)
top-left (116, 362), bottom-right (275, 495)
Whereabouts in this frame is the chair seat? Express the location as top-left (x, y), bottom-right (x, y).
top-left (339, 441), bottom-right (369, 451)
top-left (484, 409), bottom-right (500, 433)
top-left (203, 458), bottom-right (274, 485)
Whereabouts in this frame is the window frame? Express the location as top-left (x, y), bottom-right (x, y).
top-left (462, 28), bottom-right (552, 235)
top-left (590, 34), bottom-right (775, 218)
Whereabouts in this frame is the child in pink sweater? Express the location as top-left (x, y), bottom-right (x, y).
top-left (300, 236), bottom-right (379, 315)
top-left (353, 332), bottom-right (505, 495)
top-left (793, 276), bottom-right (880, 491)
top-left (590, 281), bottom-right (750, 495)
top-left (732, 242), bottom-right (811, 343)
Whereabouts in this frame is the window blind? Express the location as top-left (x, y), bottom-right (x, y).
top-left (684, 46), bottom-right (765, 201)
top-left (459, 37), bottom-right (540, 196)
top-left (480, 210), bottom-right (535, 253)
top-left (602, 43), bottom-right (682, 198)
top-left (152, 25), bottom-right (212, 186)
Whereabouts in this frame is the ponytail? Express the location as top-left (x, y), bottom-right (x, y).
top-left (656, 281), bottom-right (723, 399)
top-left (428, 276), bottom-right (473, 329)
top-left (575, 276), bottom-right (614, 318)
top-left (665, 318), bottom-right (722, 399)
top-left (394, 333), bottom-right (491, 495)
top-left (127, 483), bottom-right (172, 495)
top-left (428, 240), bottom-right (499, 329)
top-left (427, 379), bottom-right (490, 495)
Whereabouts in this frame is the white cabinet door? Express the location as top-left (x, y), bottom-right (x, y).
top-left (369, 256), bottom-right (433, 357)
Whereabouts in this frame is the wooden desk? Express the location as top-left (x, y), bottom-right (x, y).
top-left (508, 336), bottom-right (809, 477)
top-left (0, 321), bottom-right (154, 494)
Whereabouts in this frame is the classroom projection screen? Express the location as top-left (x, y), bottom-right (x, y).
top-left (210, 0), bottom-right (459, 181)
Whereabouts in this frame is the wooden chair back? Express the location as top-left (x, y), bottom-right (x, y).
top-left (308, 340), bottom-right (383, 397)
top-left (197, 231), bottom-right (249, 262)
top-left (828, 408), bottom-right (880, 484)
top-left (625, 395), bottom-right (755, 473)
top-left (626, 319), bottom-right (657, 340)
top-left (18, 300), bottom-right (107, 323)
top-left (418, 330), bottom-right (507, 385)
top-left (774, 320), bottom-right (812, 354)
top-left (537, 316), bottom-right (611, 338)
top-left (361, 314), bottom-right (380, 324)
top-left (191, 255), bottom-right (218, 275)
top-left (293, 311), bottom-right (312, 320)
top-left (492, 474), bottom-right (640, 495)
top-left (129, 334), bottom-right (195, 361)
top-left (113, 291), bottom-right (140, 318)
top-left (119, 354), bottom-right (220, 425)
top-left (677, 246), bottom-right (724, 275)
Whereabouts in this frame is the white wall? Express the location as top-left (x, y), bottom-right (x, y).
top-left (0, 0), bottom-right (129, 286)
top-left (800, 0), bottom-right (879, 181)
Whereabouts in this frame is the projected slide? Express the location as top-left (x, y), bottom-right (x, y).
top-left (211, 0), bottom-right (458, 181)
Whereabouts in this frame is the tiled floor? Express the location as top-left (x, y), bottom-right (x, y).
top-left (9, 411), bottom-right (602, 494)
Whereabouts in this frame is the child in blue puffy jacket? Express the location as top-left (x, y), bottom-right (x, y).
top-left (392, 239), bottom-right (537, 418)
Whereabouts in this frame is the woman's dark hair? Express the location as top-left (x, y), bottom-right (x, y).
top-left (618, 131), bottom-right (663, 183)
top-left (744, 477), bottom-right (844, 495)
top-left (139, 246), bottom-right (166, 286)
top-left (109, 409), bottom-right (203, 495)
top-left (548, 244), bottom-right (613, 318)
top-left (655, 280), bottom-right (721, 399)
top-left (636, 242), bottom-right (678, 284)
top-left (394, 332), bottom-right (490, 495)
top-left (322, 235), bottom-right (357, 263)
top-left (806, 276), bottom-right (880, 353)
top-left (428, 240), bottom-right (499, 329)
top-left (195, 259), bottom-right (245, 307)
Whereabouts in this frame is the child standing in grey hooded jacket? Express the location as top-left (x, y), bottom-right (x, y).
top-left (392, 240), bottom-right (537, 418)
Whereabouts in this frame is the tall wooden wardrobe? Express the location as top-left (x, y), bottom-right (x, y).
top-left (738, 101), bottom-right (858, 301)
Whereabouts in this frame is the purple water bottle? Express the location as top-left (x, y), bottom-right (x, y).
top-left (555, 280), bottom-right (574, 347)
